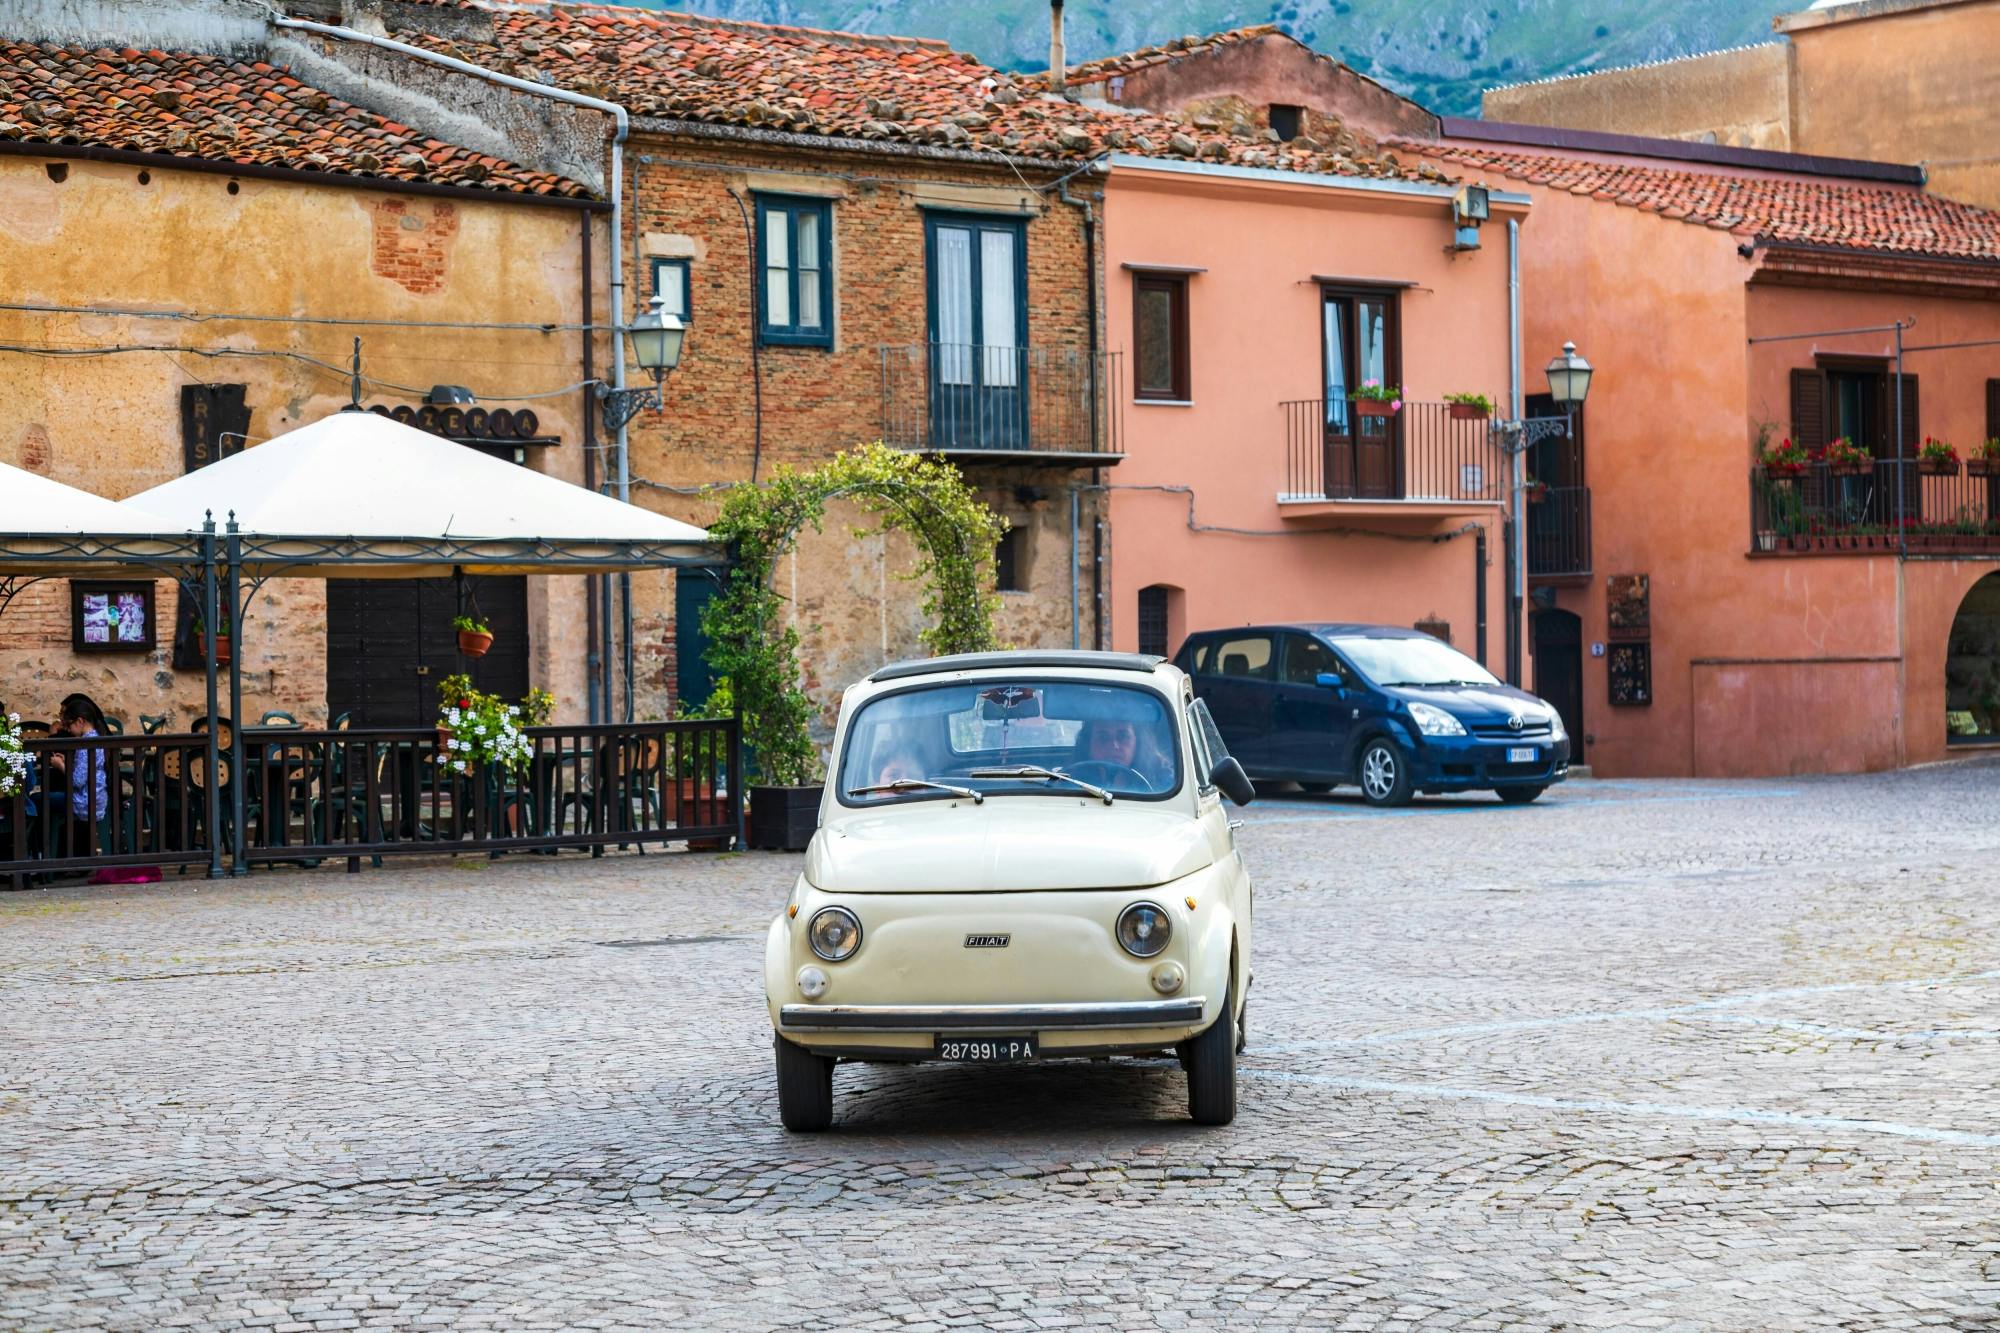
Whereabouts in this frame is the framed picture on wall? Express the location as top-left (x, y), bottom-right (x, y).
top-left (71, 581), bottom-right (157, 653)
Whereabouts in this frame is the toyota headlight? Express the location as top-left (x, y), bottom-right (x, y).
top-left (807, 907), bottom-right (863, 962)
top-left (1116, 901), bottom-right (1173, 958)
top-left (1406, 701), bottom-right (1467, 737)
top-left (1547, 710), bottom-right (1567, 741)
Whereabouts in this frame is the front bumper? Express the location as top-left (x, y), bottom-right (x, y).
top-left (778, 997), bottom-right (1208, 1032)
top-left (1411, 734), bottom-right (1572, 791)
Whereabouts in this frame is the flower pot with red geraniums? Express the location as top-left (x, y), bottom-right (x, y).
top-left (194, 615), bottom-right (232, 665)
top-left (453, 614), bottom-right (494, 658)
top-left (1445, 391), bottom-right (1492, 421)
top-left (1918, 438), bottom-right (1960, 477)
top-left (1762, 436), bottom-right (1810, 480)
top-left (1351, 379), bottom-right (1402, 419)
top-left (1820, 435), bottom-right (1872, 477)
top-left (1525, 478), bottom-right (1550, 506)
top-left (1967, 439), bottom-right (2000, 478)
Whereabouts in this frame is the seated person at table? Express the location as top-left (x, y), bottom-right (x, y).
top-left (0, 701), bottom-right (38, 854)
top-left (42, 693), bottom-right (110, 855)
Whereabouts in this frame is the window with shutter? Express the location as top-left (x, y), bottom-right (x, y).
top-left (1789, 368), bottom-right (1828, 452)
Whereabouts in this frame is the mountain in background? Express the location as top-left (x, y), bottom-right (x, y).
top-left (631, 0), bottom-right (1798, 117)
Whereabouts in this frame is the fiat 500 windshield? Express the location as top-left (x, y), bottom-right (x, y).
top-left (839, 680), bottom-right (1181, 803)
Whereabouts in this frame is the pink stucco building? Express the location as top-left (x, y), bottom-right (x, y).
top-left (1101, 154), bottom-right (1533, 681)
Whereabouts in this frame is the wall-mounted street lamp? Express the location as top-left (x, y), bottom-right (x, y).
top-left (597, 293), bottom-right (687, 434)
top-left (1493, 340), bottom-right (1594, 684)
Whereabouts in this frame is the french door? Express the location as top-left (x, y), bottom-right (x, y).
top-left (1321, 289), bottom-right (1398, 498)
top-left (928, 213), bottom-right (1027, 450)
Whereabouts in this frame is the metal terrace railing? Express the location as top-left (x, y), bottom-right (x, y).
top-left (880, 343), bottom-right (1124, 458)
top-left (1749, 459), bottom-right (2000, 554)
top-left (1280, 400), bottom-right (1505, 503)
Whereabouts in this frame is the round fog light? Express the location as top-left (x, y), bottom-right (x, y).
top-left (796, 965), bottom-right (829, 999)
top-left (1149, 961), bottom-right (1185, 995)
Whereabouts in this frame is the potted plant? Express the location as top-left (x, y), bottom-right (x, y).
top-left (1821, 435), bottom-right (1872, 476)
top-left (669, 679), bottom-right (736, 850)
top-left (1967, 438), bottom-right (2000, 478)
top-left (1918, 437), bottom-right (1960, 476)
top-left (1525, 476), bottom-right (1550, 505)
top-left (433, 679), bottom-right (532, 779)
top-left (1444, 391), bottom-right (1492, 421)
top-left (0, 711), bottom-right (27, 802)
top-left (435, 673), bottom-right (475, 751)
top-left (1350, 379), bottom-right (1402, 419)
top-left (1762, 436), bottom-right (1809, 480)
top-left (704, 443), bottom-right (1006, 852)
top-left (453, 614), bottom-right (494, 658)
top-left (193, 614), bottom-right (232, 664)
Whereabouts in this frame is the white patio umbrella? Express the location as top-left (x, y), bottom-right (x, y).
top-left (0, 461), bottom-right (191, 575)
top-left (124, 409), bottom-right (716, 577)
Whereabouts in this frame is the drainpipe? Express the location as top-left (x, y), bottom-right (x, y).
top-left (1506, 218), bottom-right (1525, 687)
top-left (267, 13), bottom-right (635, 709)
top-left (1060, 167), bottom-right (1103, 646)
top-left (1069, 488), bottom-right (1080, 648)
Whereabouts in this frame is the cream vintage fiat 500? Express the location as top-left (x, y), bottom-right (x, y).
top-left (765, 650), bottom-right (1256, 1131)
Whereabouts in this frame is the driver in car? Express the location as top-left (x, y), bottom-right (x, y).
top-left (1075, 717), bottom-right (1170, 790)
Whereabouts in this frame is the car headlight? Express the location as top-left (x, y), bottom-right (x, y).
top-left (807, 907), bottom-right (862, 962)
top-left (1546, 709), bottom-right (1567, 741)
top-left (1406, 701), bottom-right (1467, 737)
top-left (1116, 901), bottom-right (1173, 958)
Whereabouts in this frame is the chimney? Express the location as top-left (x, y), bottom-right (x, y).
top-left (1049, 0), bottom-right (1066, 99)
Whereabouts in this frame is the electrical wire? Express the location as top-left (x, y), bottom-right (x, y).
top-left (0, 340), bottom-right (603, 401)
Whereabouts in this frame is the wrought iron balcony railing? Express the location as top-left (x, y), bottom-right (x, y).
top-left (1527, 485), bottom-right (1592, 579)
top-left (1749, 459), bottom-right (2000, 554)
top-left (879, 343), bottom-right (1124, 459)
top-left (1280, 400), bottom-right (1506, 503)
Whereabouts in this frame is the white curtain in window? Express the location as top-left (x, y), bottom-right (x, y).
top-left (936, 226), bottom-right (973, 385)
top-left (796, 210), bottom-right (822, 330)
top-left (764, 208), bottom-right (791, 328)
top-left (1322, 299), bottom-right (1349, 431)
top-left (980, 229), bottom-right (1018, 389)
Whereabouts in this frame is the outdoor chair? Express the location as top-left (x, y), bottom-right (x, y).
top-left (560, 734), bottom-right (664, 854)
top-left (308, 740), bottom-right (389, 869)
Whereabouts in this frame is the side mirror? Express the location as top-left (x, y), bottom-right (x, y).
top-left (1209, 755), bottom-right (1255, 806)
top-left (1314, 671), bottom-right (1346, 697)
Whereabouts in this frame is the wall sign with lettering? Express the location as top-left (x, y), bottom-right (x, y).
top-left (181, 384), bottom-right (251, 472)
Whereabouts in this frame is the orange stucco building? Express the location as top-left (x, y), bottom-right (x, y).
top-left (1406, 123), bottom-right (2000, 776)
top-left (1100, 154), bottom-right (1530, 678)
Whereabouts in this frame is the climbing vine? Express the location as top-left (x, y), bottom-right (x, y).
top-left (701, 442), bottom-right (1006, 786)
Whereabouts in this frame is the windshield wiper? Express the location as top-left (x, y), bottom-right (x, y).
top-left (965, 764), bottom-right (1114, 805)
top-left (845, 778), bottom-right (984, 803)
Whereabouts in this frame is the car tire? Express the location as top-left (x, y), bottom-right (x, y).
top-left (1297, 782), bottom-right (1332, 795)
top-left (774, 1035), bottom-right (834, 1132)
top-left (1185, 975), bottom-right (1237, 1126)
top-left (1356, 738), bottom-right (1414, 808)
top-left (1496, 785), bottom-right (1547, 805)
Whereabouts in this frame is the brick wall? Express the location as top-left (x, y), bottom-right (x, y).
top-left (613, 135), bottom-right (1109, 729)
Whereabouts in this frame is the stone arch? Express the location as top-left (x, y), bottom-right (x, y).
top-left (1944, 570), bottom-right (2000, 746)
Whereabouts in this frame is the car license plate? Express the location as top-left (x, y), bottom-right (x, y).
top-left (935, 1035), bottom-right (1037, 1062)
top-left (1507, 746), bottom-right (1538, 763)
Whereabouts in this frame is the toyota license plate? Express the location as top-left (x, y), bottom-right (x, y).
top-left (1507, 746), bottom-right (1538, 763)
top-left (935, 1036), bottom-right (1037, 1062)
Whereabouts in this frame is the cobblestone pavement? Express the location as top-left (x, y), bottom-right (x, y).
top-left (4, 761), bottom-right (1999, 1331)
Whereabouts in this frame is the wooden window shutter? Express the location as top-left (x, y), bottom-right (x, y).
top-left (1986, 378), bottom-right (2000, 443)
top-left (1789, 368), bottom-right (1827, 449)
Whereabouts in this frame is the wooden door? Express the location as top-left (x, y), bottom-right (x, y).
top-left (1321, 291), bottom-right (1398, 499)
top-left (327, 576), bottom-right (529, 725)
top-left (1531, 609), bottom-right (1584, 765)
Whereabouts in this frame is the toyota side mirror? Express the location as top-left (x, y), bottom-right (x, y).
top-left (1209, 755), bottom-right (1255, 806)
top-left (1315, 671), bottom-right (1346, 697)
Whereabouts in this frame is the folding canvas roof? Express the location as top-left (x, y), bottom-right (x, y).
top-left (126, 409), bottom-right (718, 578)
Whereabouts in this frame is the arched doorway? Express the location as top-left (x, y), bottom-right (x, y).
top-left (1532, 607), bottom-right (1584, 764)
top-left (1945, 571), bottom-right (2000, 745)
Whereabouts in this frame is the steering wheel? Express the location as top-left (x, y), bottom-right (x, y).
top-left (1066, 759), bottom-right (1156, 793)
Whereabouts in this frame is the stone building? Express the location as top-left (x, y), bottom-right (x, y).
top-left (1483, 0), bottom-right (2000, 211)
top-left (0, 1), bottom-right (600, 730)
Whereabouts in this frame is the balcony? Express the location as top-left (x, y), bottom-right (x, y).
top-left (1749, 460), bottom-right (2000, 555)
top-left (1279, 399), bottom-right (1506, 529)
top-left (879, 343), bottom-right (1124, 467)
top-left (1528, 486), bottom-right (1593, 580)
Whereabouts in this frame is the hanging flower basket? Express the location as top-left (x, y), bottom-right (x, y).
top-left (1966, 456), bottom-right (1997, 478)
top-left (1828, 458), bottom-right (1873, 477)
top-left (1354, 399), bottom-right (1397, 419)
top-left (1449, 402), bottom-right (1489, 421)
top-left (1919, 457), bottom-right (1960, 477)
top-left (211, 633), bottom-right (232, 665)
top-left (453, 615), bottom-right (493, 658)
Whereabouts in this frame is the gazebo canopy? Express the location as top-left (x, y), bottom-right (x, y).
top-left (0, 461), bottom-right (193, 576)
top-left (126, 410), bottom-right (718, 578)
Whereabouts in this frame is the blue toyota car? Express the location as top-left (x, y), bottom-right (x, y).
top-left (1173, 623), bottom-right (1570, 806)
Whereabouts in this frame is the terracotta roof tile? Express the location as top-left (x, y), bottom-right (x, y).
top-left (1398, 140), bottom-right (2000, 262)
top-left (0, 39), bottom-right (590, 199)
top-left (389, 3), bottom-right (1437, 183)
top-left (1055, 25), bottom-right (1284, 86)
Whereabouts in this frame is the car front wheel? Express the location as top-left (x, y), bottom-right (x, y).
top-left (1185, 976), bottom-right (1237, 1126)
top-left (1356, 738), bottom-right (1414, 808)
top-left (774, 1035), bottom-right (834, 1132)
top-left (1496, 785), bottom-right (1547, 805)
